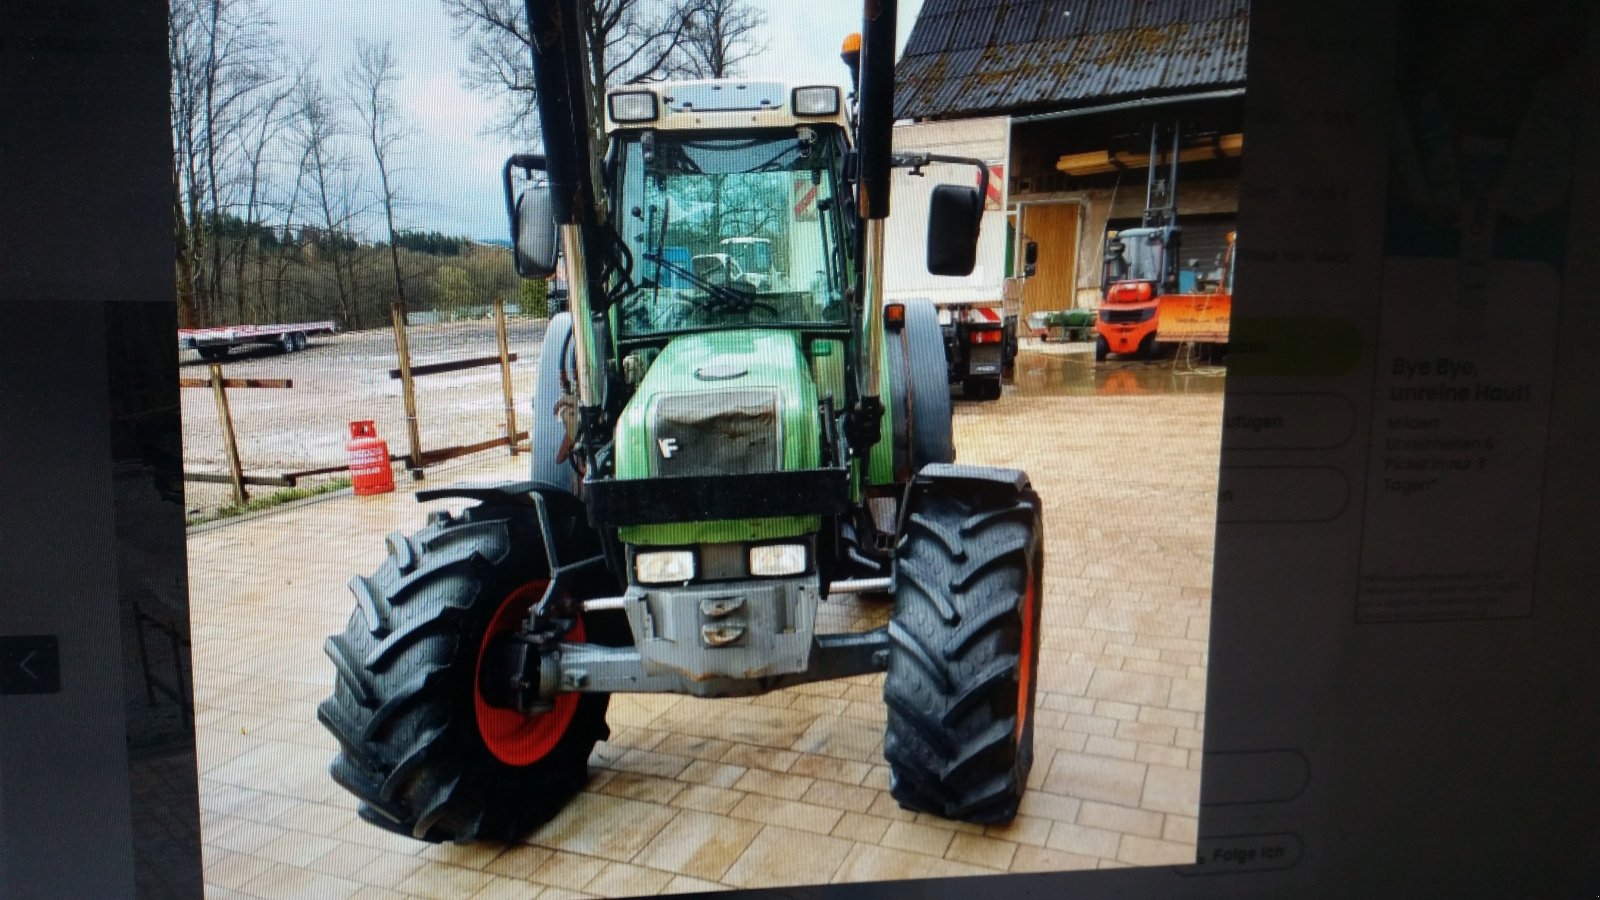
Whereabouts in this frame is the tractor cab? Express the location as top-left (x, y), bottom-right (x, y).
top-left (605, 98), bottom-right (854, 337)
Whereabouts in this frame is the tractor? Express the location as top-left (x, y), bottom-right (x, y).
top-left (317, 0), bottom-right (1044, 844)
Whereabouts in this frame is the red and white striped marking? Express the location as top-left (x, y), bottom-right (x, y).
top-left (793, 177), bottom-right (818, 221)
top-left (977, 164), bottom-right (1004, 210)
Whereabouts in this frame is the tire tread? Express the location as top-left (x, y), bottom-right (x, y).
top-left (882, 486), bottom-right (1043, 825)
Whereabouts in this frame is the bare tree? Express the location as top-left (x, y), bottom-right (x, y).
top-left (168, 0), bottom-right (278, 326)
top-left (680, 0), bottom-right (768, 79)
top-left (292, 75), bottom-right (367, 329)
top-left (442, 0), bottom-right (703, 142)
top-left (346, 41), bottom-right (412, 313)
top-left (232, 67), bottom-right (300, 322)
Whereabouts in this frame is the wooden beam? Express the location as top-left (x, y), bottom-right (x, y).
top-left (182, 471), bottom-right (294, 488)
top-left (387, 353), bottom-right (519, 379)
top-left (178, 377), bottom-right (293, 389)
top-left (1057, 133), bottom-right (1244, 176)
top-left (418, 432), bottom-right (531, 466)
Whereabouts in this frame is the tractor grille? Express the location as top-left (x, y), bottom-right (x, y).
top-left (651, 390), bottom-right (780, 477)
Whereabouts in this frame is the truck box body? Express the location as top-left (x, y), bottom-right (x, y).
top-left (885, 117), bottom-right (1011, 310)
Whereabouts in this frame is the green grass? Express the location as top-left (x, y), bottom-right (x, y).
top-left (188, 477), bottom-right (352, 526)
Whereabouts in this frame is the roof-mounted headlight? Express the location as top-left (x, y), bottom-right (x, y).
top-left (792, 86), bottom-right (840, 117)
top-left (608, 91), bottom-right (659, 123)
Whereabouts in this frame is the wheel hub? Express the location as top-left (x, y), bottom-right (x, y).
top-left (473, 580), bottom-right (584, 766)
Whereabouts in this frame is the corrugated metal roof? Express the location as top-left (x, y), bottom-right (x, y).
top-left (896, 0), bottom-right (1250, 119)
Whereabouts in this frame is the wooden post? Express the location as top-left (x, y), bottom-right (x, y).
top-left (494, 298), bottom-right (519, 456)
top-left (391, 300), bottom-right (425, 479)
top-left (209, 362), bottom-right (248, 507)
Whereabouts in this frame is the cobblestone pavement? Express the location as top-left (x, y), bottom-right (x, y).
top-left (190, 348), bottom-right (1224, 898)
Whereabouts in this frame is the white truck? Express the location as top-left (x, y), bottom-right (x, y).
top-left (886, 116), bottom-right (1017, 400)
top-left (178, 321), bottom-right (337, 361)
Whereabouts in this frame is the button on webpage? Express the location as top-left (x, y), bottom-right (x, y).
top-left (0, 635), bottom-right (61, 695)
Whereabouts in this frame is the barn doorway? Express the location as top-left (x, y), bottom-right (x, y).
top-left (1018, 201), bottom-right (1080, 318)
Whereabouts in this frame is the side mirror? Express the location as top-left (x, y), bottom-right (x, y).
top-left (1023, 240), bottom-right (1038, 277)
top-left (926, 184), bottom-right (982, 277)
top-left (513, 186), bottom-right (559, 278)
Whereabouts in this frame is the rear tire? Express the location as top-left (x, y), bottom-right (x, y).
top-left (198, 346), bottom-right (228, 362)
top-left (886, 299), bottom-right (955, 475)
top-left (883, 483), bottom-right (1043, 824)
top-left (1094, 335), bottom-right (1108, 362)
top-left (317, 501), bottom-right (609, 843)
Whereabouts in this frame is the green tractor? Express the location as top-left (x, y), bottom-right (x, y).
top-left (318, 0), bottom-right (1044, 843)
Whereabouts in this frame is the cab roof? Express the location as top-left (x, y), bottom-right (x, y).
top-left (605, 80), bottom-right (851, 133)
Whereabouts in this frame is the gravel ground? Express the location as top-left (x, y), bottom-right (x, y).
top-left (180, 317), bottom-right (549, 518)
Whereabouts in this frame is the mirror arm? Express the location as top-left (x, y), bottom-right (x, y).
top-left (891, 152), bottom-right (991, 205)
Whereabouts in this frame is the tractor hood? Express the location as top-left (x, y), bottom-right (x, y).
top-left (614, 330), bottom-right (822, 482)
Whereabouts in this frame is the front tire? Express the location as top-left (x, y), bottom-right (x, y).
top-left (883, 482), bottom-right (1043, 824)
top-left (317, 501), bottom-right (609, 843)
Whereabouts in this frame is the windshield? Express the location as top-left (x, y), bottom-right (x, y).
top-left (612, 130), bottom-right (850, 339)
top-left (723, 239), bottom-right (771, 274)
top-left (1108, 227), bottom-right (1167, 283)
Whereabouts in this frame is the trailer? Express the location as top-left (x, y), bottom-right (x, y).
top-left (178, 321), bottom-right (337, 360)
top-left (885, 117), bottom-right (1017, 400)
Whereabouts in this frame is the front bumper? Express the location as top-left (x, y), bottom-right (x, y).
top-left (556, 577), bottom-right (887, 697)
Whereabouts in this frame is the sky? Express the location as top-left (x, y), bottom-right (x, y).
top-left (266, 0), bottom-right (926, 241)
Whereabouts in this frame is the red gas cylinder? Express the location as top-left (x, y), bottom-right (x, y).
top-left (346, 420), bottom-right (395, 496)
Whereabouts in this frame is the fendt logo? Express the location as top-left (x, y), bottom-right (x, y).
top-left (657, 438), bottom-right (679, 459)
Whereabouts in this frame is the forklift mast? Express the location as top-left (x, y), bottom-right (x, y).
top-left (1102, 120), bottom-right (1183, 294)
top-left (1142, 121), bottom-right (1181, 230)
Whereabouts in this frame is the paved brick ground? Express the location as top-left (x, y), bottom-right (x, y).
top-left (190, 348), bottom-right (1223, 898)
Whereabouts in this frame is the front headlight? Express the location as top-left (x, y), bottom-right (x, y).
top-left (635, 550), bottom-right (695, 584)
top-left (608, 91), bottom-right (659, 123)
top-left (792, 86), bottom-right (840, 117)
top-left (749, 543), bottom-right (807, 577)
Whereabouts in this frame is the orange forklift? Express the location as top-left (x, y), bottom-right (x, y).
top-left (1094, 123), bottom-right (1234, 361)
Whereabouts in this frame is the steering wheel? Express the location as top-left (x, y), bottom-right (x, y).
top-left (746, 301), bottom-right (781, 322)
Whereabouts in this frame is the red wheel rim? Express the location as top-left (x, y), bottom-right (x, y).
top-left (474, 580), bottom-right (584, 766)
top-left (1015, 569), bottom-right (1038, 742)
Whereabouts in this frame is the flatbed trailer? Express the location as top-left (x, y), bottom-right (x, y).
top-left (179, 321), bottom-right (337, 360)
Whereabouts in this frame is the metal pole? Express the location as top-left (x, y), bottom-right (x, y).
top-left (209, 362), bottom-right (248, 507)
top-left (860, 218), bottom-right (887, 400)
top-left (1144, 123), bottom-right (1159, 226)
top-left (854, 0), bottom-right (896, 409)
top-left (560, 224), bottom-right (599, 408)
top-left (494, 298), bottom-right (519, 455)
top-left (390, 300), bottom-right (425, 479)
top-left (1169, 121), bottom-right (1182, 223)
